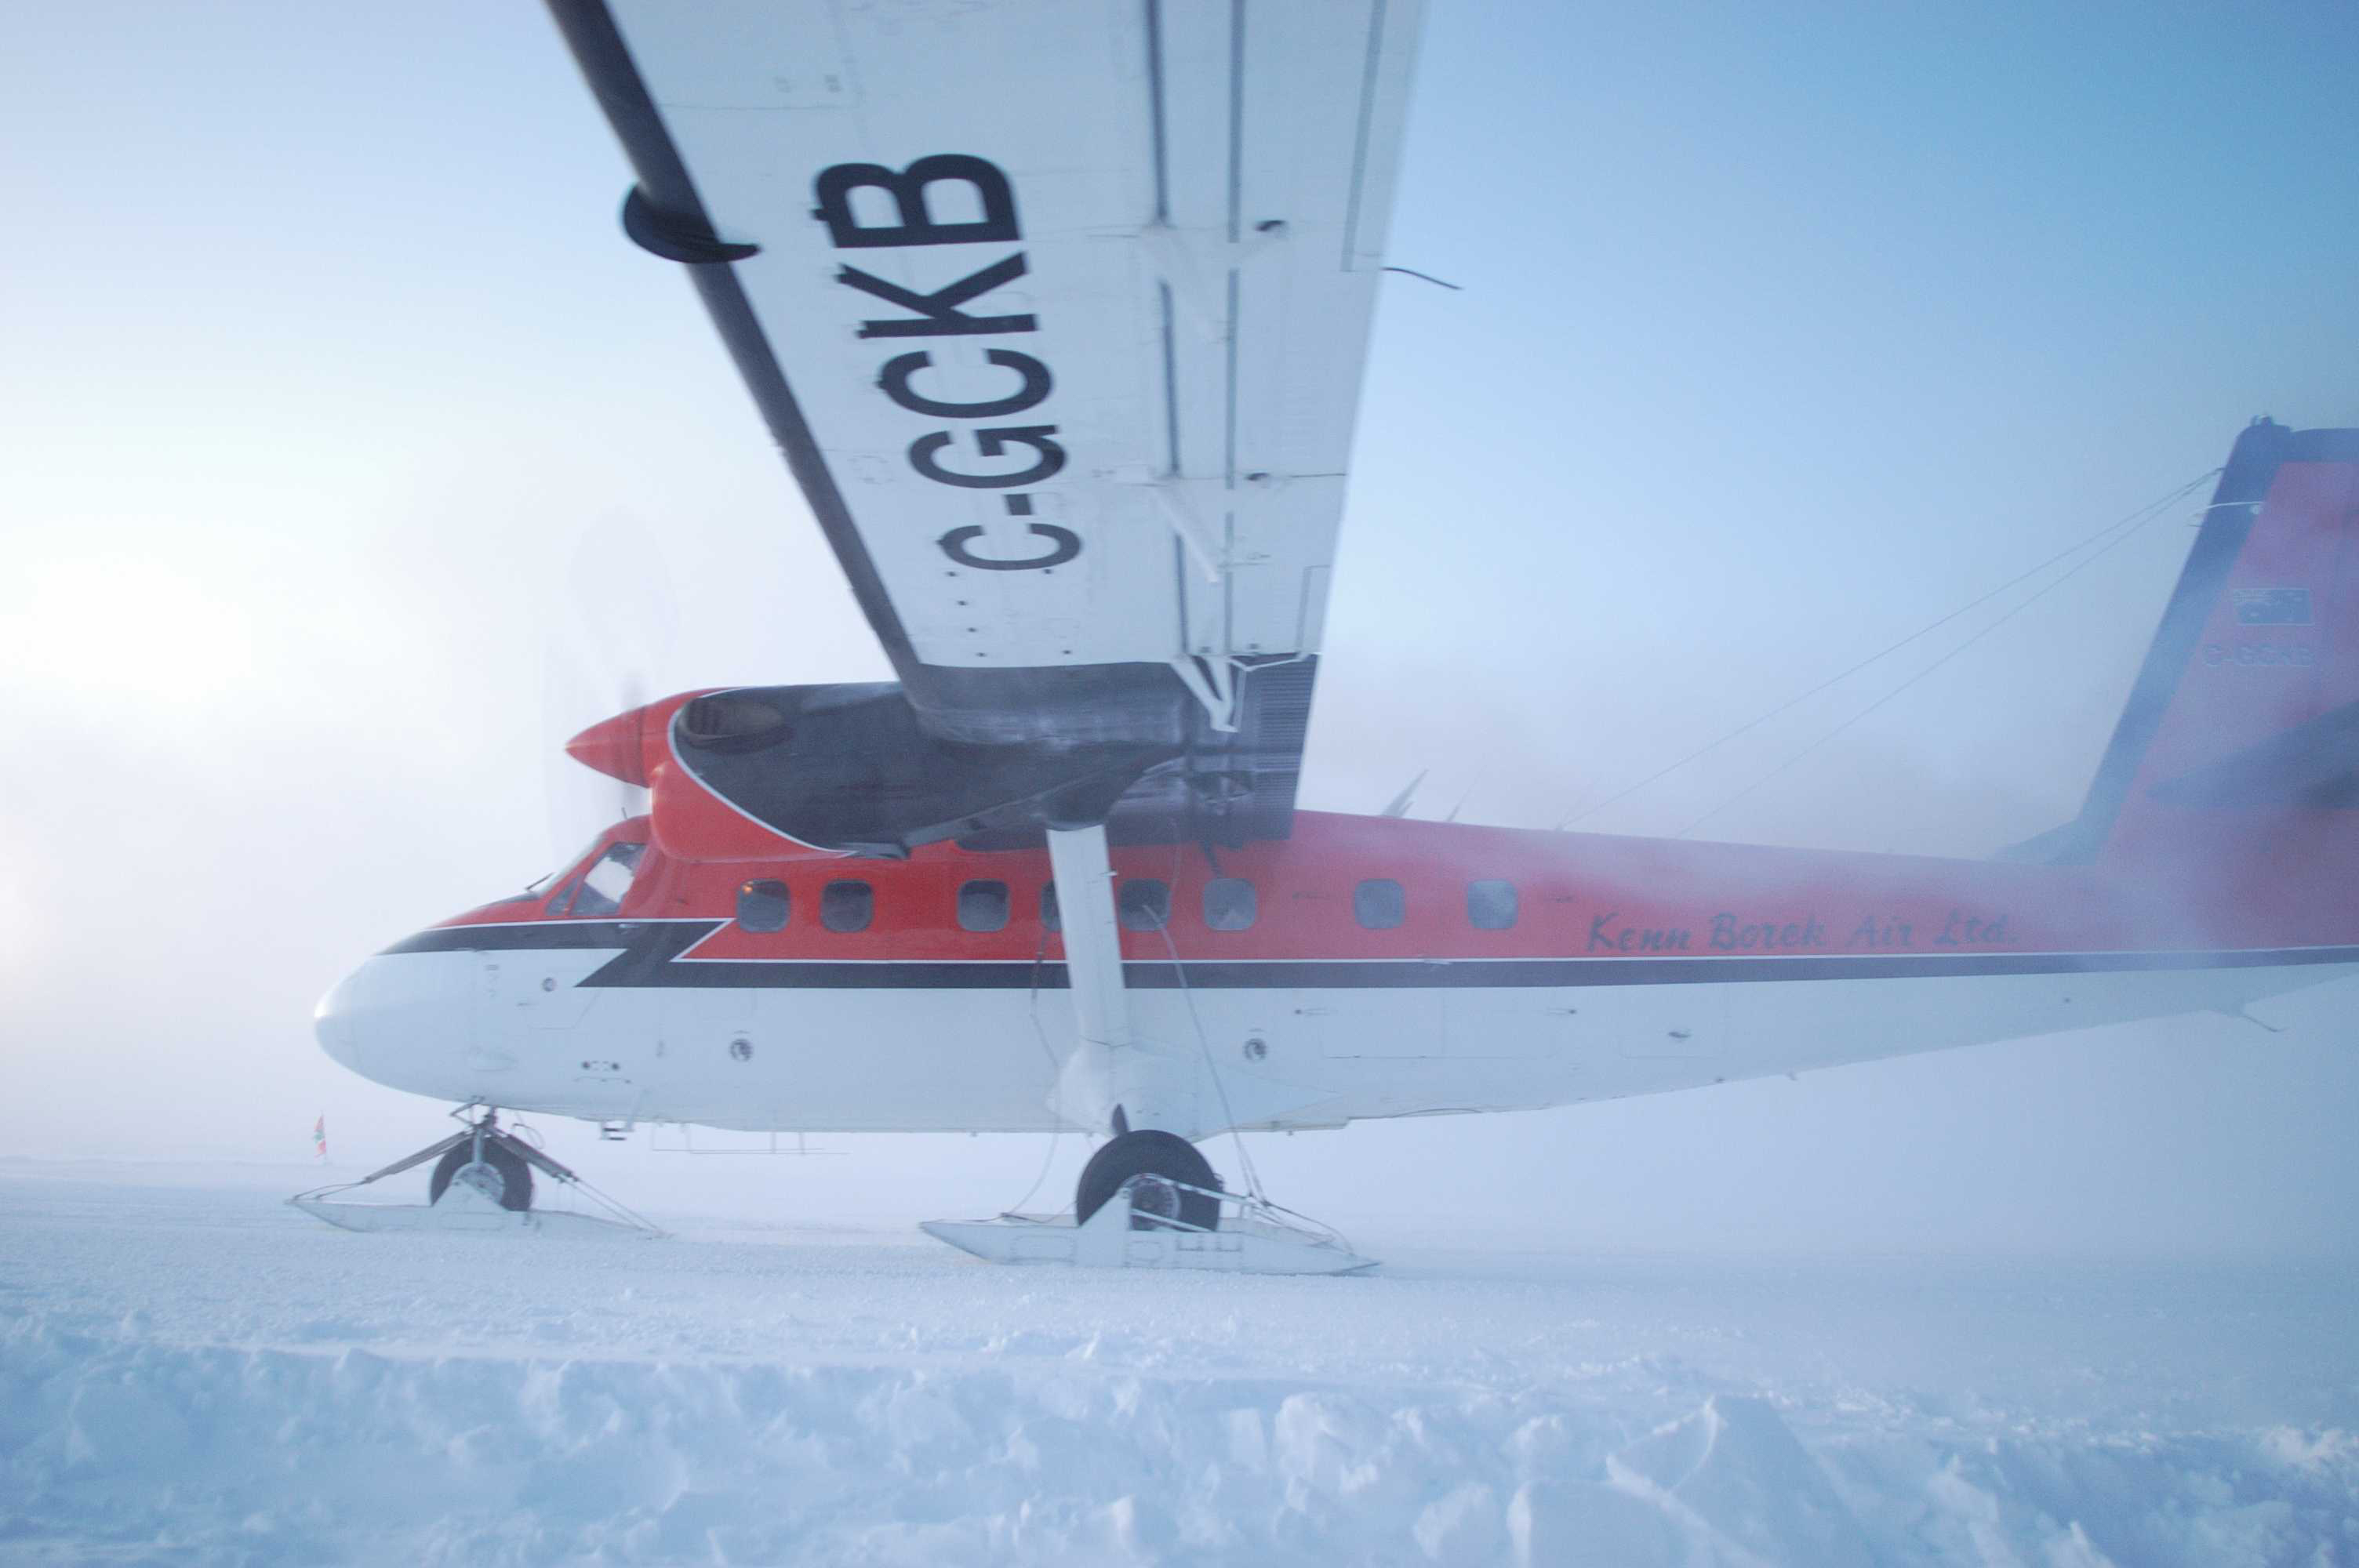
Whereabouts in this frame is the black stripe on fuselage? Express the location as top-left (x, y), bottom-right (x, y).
top-left (380, 920), bottom-right (2359, 989)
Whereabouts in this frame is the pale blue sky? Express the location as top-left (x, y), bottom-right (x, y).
top-left (4, 2), bottom-right (2357, 1254)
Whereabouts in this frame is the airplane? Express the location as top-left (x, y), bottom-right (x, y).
top-left (313, 1), bottom-right (2358, 1247)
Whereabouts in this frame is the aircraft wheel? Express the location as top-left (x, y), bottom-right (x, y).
top-left (428, 1140), bottom-right (535, 1212)
top-left (1075, 1130), bottom-right (1220, 1232)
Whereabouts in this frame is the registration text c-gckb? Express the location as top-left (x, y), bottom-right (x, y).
top-left (814, 154), bottom-right (1079, 574)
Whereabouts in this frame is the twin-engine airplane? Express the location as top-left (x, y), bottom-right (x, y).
top-left (315, 1), bottom-right (2358, 1245)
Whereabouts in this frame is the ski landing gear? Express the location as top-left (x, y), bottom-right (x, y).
top-left (922, 1160), bottom-right (1374, 1276)
top-left (289, 1105), bottom-right (661, 1238)
top-left (924, 1129), bottom-right (1375, 1276)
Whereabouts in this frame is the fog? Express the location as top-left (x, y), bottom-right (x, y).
top-left (5, 2), bottom-right (2357, 1258)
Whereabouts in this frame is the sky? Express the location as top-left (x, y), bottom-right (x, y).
top-left (4, 1), bottom-right (2357, 1256)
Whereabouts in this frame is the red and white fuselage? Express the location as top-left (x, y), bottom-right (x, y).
top-left (316, 423), bottom-right (2359, 1142)
top-left (314, 808), bottom-right (2357, 1138)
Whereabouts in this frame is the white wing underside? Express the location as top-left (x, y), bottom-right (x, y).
top-left (603, 0), bottom-right (1423, 681)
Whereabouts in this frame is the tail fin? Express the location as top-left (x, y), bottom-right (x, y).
top-left (2012, 419), bottom-right (2359, 870)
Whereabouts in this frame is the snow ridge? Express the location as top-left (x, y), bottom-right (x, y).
top-left (3, 1178), bottom-right (2355, 1566)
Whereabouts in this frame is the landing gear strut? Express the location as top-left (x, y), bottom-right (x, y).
top-left (917, 816), bottom-right (1371, 1271)
top-left (427, 1113), bottom-right (535, 1212)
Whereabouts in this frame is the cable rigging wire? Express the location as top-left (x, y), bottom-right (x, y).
top-left (1162, 837), bottom-right (1267, 1202)
top-left (1559, 467), bottom-right (2223, 833)
top-left (998, 927), bottom-right (1070, 1217)
top-left (1671, 471), bottom-right (2219, 839)
top-left (1154, 916), bottom-right (1266, 1203)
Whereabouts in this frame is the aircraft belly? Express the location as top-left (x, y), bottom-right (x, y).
top-left (356, 954), bottom-right (2359, 1135)
top-left (1714, 960), bottom-right (2357, 1083)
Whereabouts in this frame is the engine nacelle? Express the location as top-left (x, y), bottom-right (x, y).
top-left (568, 683), bottom-right (1169, 861)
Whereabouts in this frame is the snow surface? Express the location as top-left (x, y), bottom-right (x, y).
top-left (5, 1166), bottom-right (2358, 1566)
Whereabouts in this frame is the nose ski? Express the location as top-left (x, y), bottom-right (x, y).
top-left (288, 1106), bottom-right (662, 1239)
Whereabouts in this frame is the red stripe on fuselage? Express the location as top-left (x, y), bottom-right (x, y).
top-left (434, 809), bottom-right (2358, 967)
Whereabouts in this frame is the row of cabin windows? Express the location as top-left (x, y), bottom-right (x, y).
top-left (732, 876), bottom-right (1522, 935)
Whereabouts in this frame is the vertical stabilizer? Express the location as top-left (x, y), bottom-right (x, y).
top-left (2012, 419), bottom-right (2359, 877)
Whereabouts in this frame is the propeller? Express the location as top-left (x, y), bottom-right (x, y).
top-left (540, 517), bottom-right (680, 866)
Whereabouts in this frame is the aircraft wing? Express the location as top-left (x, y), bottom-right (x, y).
top-left (546, 1), bottom-right (1423, 837)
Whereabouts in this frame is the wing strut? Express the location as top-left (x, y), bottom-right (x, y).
top-left (1047, 823), bottom-right (1132, 1062)
top-left (1045, 823), bottom-right (1197, 1136)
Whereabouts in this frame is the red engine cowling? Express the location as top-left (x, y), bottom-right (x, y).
top-left (566, 691), bottom-right (820, 862)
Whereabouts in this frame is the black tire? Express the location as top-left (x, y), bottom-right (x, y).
top-left (1075, 1131), bottom-right (1221, 1232)
top-left (428, 1139), bottom-right (534, 1212)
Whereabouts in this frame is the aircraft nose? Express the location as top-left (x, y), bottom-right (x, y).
top-left (312, 947), bottom-right (479, 1099)
top-left (314, 972), bottom-right (362, 1071)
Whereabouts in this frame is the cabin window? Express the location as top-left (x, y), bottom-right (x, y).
top-left (1040, 883), bottom-right (1061, 932)
top-left (1203, 877), bottom-right (1257, 931)
top-left (1467, 879), bottom-right (1518, 931)
top-left (736, 879), bottom-right (790, 933)
top-left (958, 880), bottom-right (1010, 933)
top-left (821, 879), bottom-right (874, 933)
top-left (555, 842), bottom-right (646, 918)
top-left (1354, 878), bottom-right (1406, 930)
top-left (1118, 877), bottom-right (1171, 931)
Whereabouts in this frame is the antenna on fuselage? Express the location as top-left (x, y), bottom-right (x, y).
top-left (1380, 769), bottom-right (1427, 818)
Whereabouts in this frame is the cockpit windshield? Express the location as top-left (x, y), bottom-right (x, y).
top-left (547, 840), bottom-right (648, 918)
